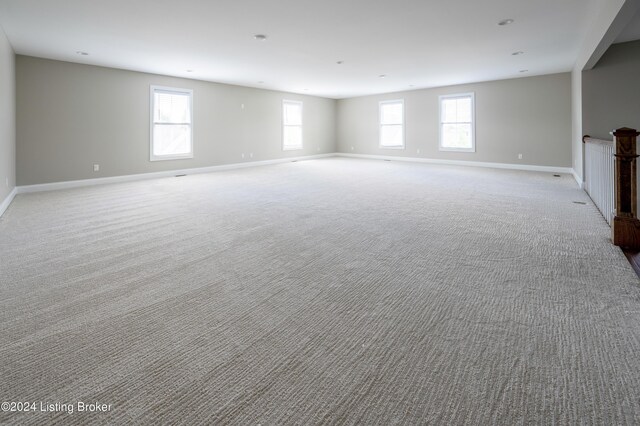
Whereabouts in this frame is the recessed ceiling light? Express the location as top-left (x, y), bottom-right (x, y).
top-left (258, 80), bottom-right (264, 84)
top-left (254, 34), bottom-right (267, 41)
top-left (409, 84), bottom-right (415, 87)
top-left (498, 19), bottom-right (514, 26)
top-left (76, 51), bottom-right (89, 56)
top-left (378, 74), bottom-right (386, 78)
top-left (336, 61), bottom-right (343, 65)
top-left (519, 69), bottom-right (529, 73)
top-left (512, 51), bottom-right (524, 56)
top-left (186, 69), bottom-right (194, 73)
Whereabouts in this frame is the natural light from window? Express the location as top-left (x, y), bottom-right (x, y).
top-left (439, 93), bottom-right (475, 152)
top-left (283, 100), bottom-right (303, 150)
top-left (379, 100), bottom-right (404, 149)
top-left (150, 86), bottom-right (193, 161)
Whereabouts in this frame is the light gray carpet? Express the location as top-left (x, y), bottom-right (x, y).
top-left (1, 158), bottom-right (639, 425)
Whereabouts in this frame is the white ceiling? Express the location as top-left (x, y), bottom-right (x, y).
top-left (0, 0), bottom-right (599, 99)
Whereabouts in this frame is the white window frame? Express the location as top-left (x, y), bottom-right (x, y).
top-left (150, 85), bottom-right (194, 161)
top-left (439, 92), bottom-right (475, 153)
top-left (379, 99), bottom-right (405, 149)
top-left (282, 100), bottom-right (303, 151)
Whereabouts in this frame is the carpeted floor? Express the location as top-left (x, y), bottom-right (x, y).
top-left (1, 157), bottom-right (639, 425)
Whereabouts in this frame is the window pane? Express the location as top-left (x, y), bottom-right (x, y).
top-left (442, 96), bottom-right (472, 123)
top-left (441, 99), bottom-right (457, 123)
top-left (456, 97), bottom-right (472, 122)
top-left (381, 102), bottom-right (403, 124)
top-left (153, 124), bottom-right (191, 156)
top-left (283, 102), bottom-right (302, 126)
top-left (283, 125), bottom-right (302, 149)
top-left (154, 92), bottom-right (190, 123)
top-left (442, 123), bottom-right (472, 149)
top-left (381, 124), bottom-right (403, 147)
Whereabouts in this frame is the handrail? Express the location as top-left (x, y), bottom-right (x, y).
top-left (583, 135), bottom-right (614, 146)
top-left (583, 128), bottom-right (640, 249)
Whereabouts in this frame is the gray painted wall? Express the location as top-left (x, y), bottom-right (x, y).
top-left (16, 56), bottom-right (336, 186)
top-left (582, 40), bottom-right (640, 139)
top-left (0, 25), bottom-right (15, 203)
top-left (337, 73), bottom-right (572, 168)
top-left (582, 39), bottom-right (640, 213)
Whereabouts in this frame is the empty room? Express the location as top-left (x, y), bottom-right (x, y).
top-left (2, 0), bottom-right (640, 424)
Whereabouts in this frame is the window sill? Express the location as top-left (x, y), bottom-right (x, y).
top-left (150, 154), bottom-right (194, 162)
top-left (439, 147), bottom-right (475, 153)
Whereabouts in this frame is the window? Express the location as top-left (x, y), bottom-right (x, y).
top-left (439, 93), bottom-right (475, 152)
top-left (283, 100), bottom-right (303, 150)
top-left (379, 100), bottom-right (404, 149)
top-left (150, 86), bottom-right (193, 161)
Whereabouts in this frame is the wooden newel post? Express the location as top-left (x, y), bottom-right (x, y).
top-left (612, 127), bottom-right (640, 249)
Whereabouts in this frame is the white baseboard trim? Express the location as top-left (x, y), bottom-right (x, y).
top-left (13, 152), bottom-right (576, 195)
top-left (572, 169), bottom-right (584, 189)
top-left (0, 187), bottom-right (17, 218)
top-left (17, 153), bottom-right (334, 194)
top-left (335, 153), bottom-right (574, 174)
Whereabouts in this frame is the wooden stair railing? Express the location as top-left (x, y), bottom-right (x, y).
top-left (611, 127), bottom-right (640, 250)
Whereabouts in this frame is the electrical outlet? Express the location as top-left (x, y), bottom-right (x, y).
top-left (317, 147), bottom-right (320, 152)
top-left (417, 149), bottom-right (421, 154)
top-left (241, 103), bottom-right (245, 110)
top-left (93, 164), bottom-right (100, 172)
top-left (351, 146), bottom-right (354, 151)
top-left (518, 154), bottom-right (523, 160)
top-left (241, 153), bottom-right (245, 159)
top-left (250, 153), bottom-right (253, 158)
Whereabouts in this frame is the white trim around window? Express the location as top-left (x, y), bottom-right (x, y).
top-left (150, 85), bottom-right (194, 161)
top-left (282, 99), bottom-right (303, 151)
top-left (379, 99), bottom-right (405, 149)
top-left (439, 92), bottom-right (475, 153)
